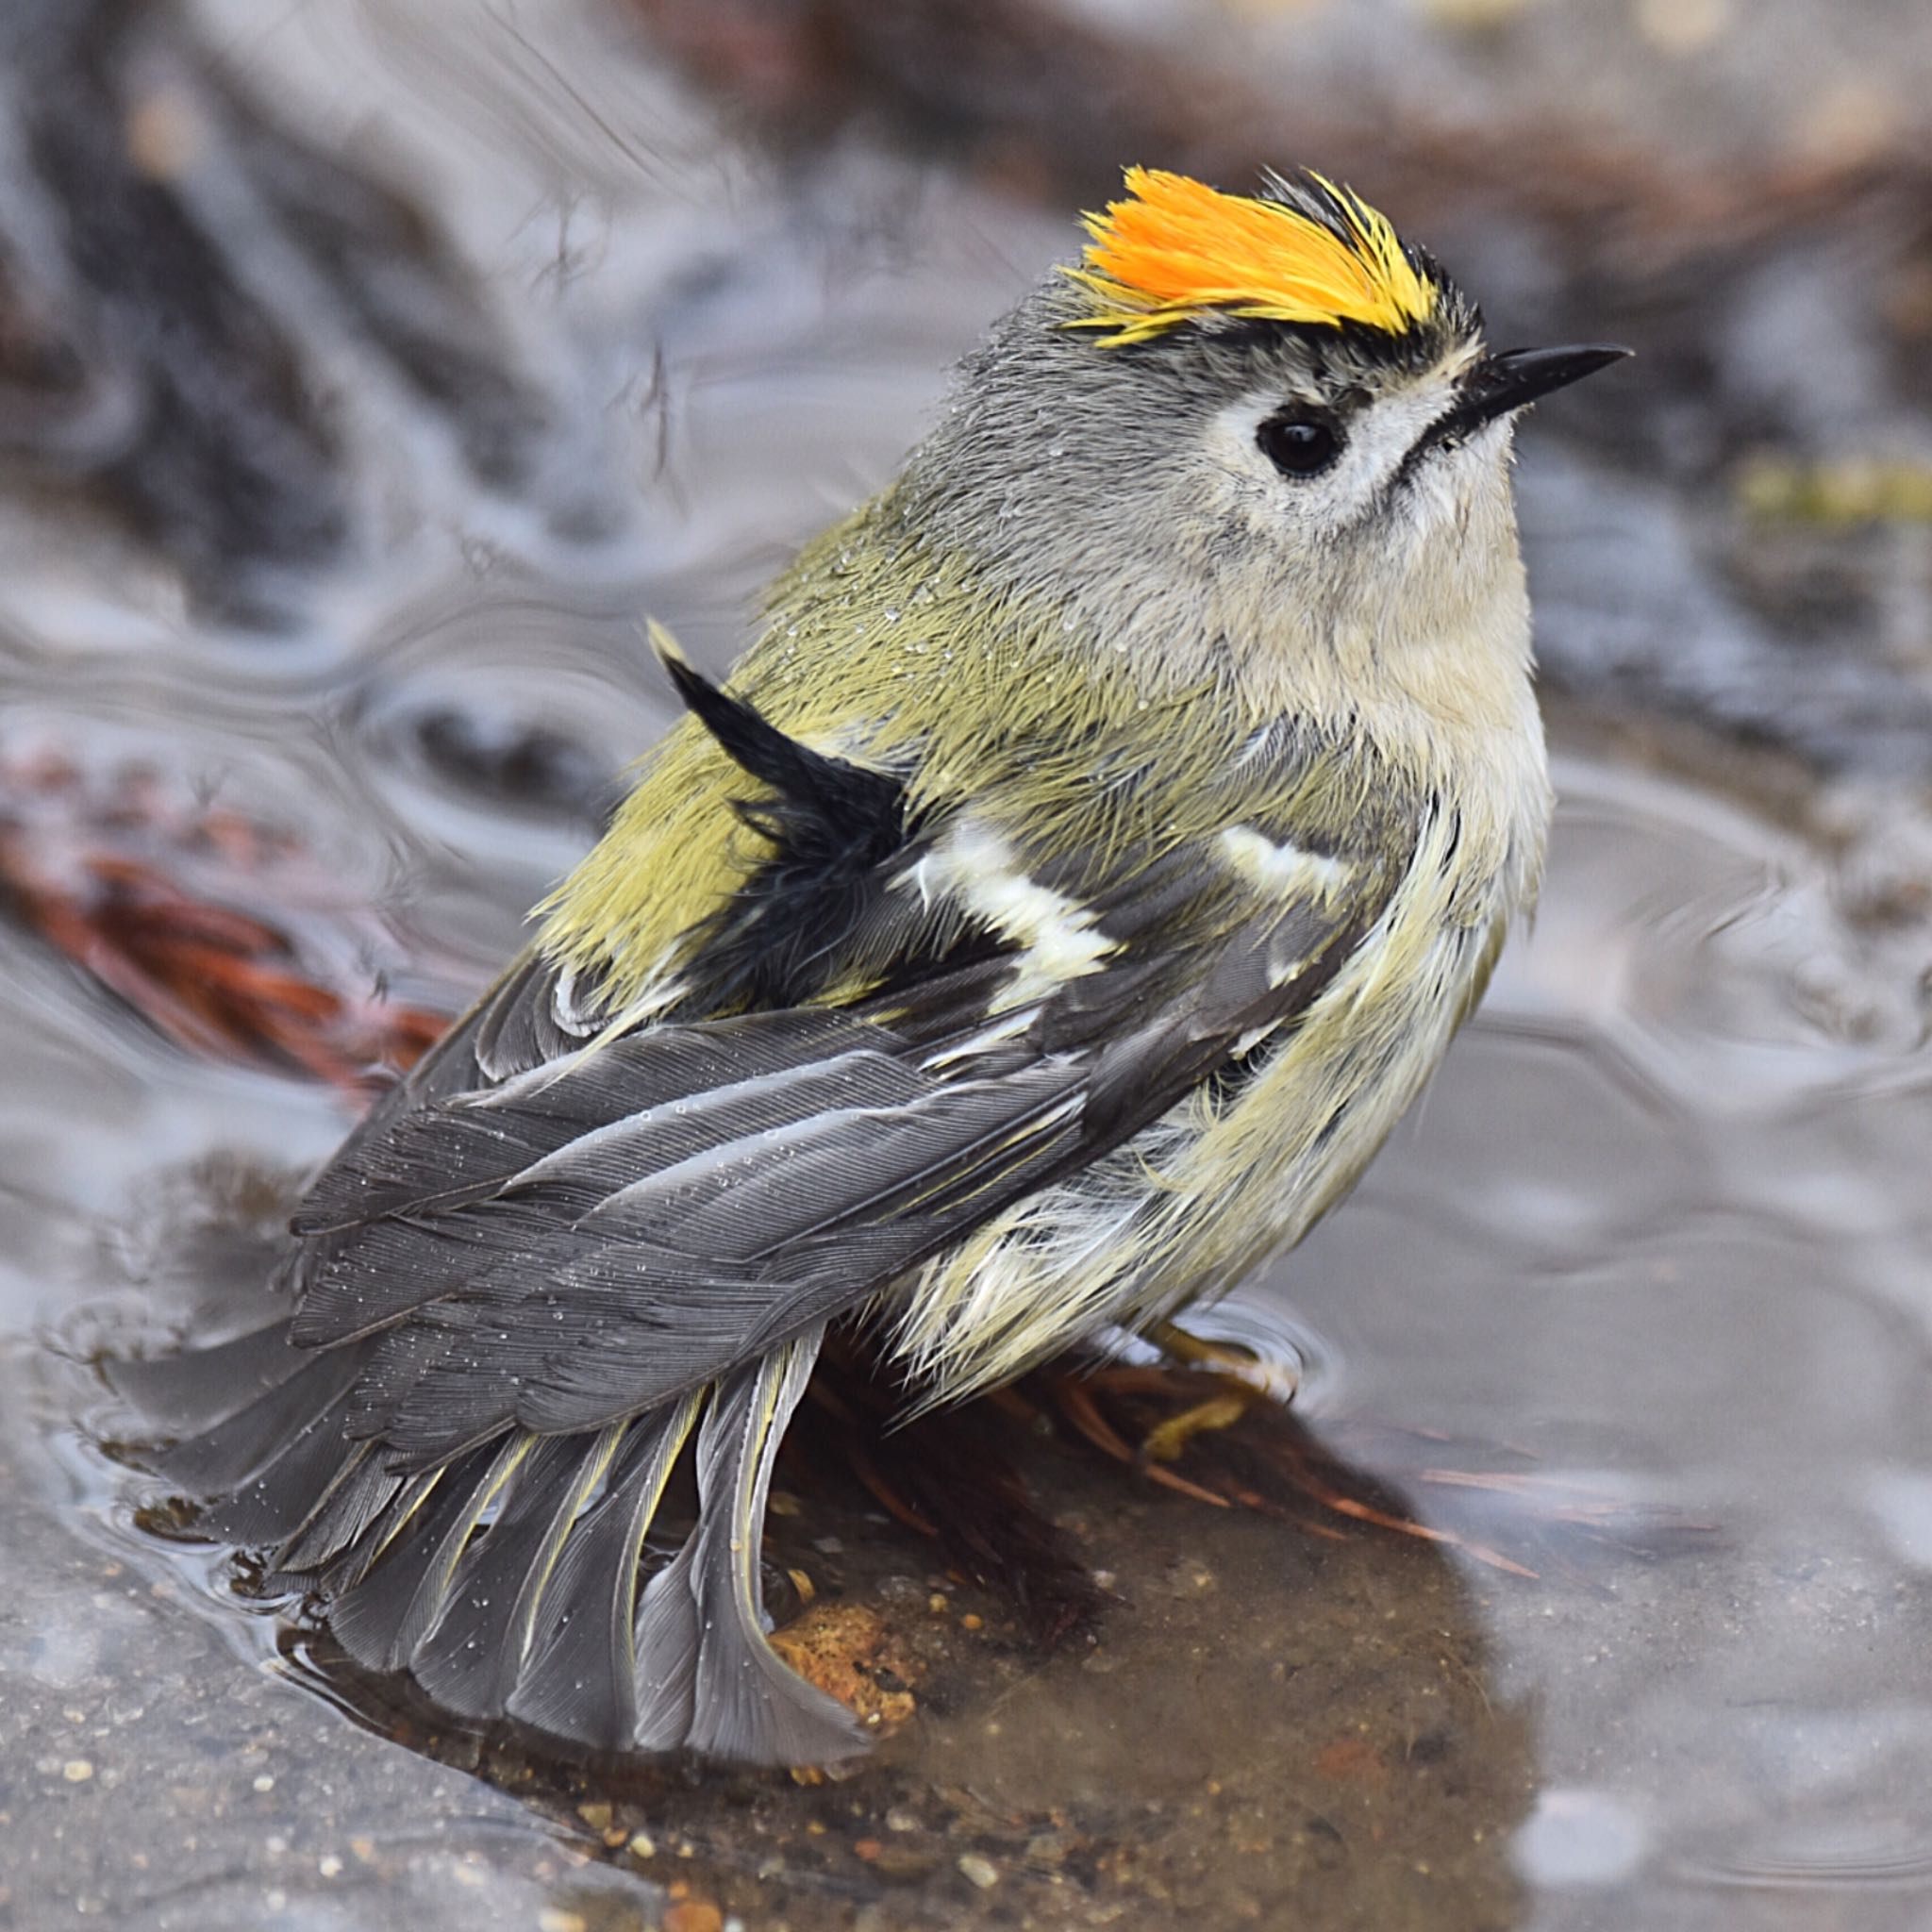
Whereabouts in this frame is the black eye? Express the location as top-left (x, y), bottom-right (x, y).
top-left (1257, 408), bottom-right (1342, 478)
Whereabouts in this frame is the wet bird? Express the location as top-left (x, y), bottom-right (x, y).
top-left (112, 167), bottom-right (1624, 1765)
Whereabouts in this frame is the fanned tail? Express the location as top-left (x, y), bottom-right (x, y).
top-left (109, 1324), bottom-right (862, 1766)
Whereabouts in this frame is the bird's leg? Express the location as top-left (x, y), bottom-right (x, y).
top-left (1138, 1320), bottom-right (1300, 1464)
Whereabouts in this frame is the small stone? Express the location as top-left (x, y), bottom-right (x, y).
top-left (576, 1801), bottom-right (612, 1833)
top-left (628, 1833), bottom-right (657, 1859)
top-left (865, 1841), bottom-right (941, 1881)
top-left (768, 1604), bottom-right (919, 1732)
top-left (62, 1761), bottom-right (94, 1784)
top-left (662, 1905), bottom-right (723, 1932)
top-left (958, 1853), bottom-right (1000, 1890)
top-left (537, 1911), bottom-right (587, 1932)
top-left (252, 1774), bottom-right (275, 1793)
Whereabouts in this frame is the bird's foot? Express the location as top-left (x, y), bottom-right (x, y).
top-left (1146, 1320), bottom-right (1300, 1403)
top-left (1139, 1391), bottom-right (1251, 1464)
top-left (1133, 1321), bottom-right (1300, 1463)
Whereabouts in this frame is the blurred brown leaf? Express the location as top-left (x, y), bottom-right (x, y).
top-left (0, 742), bottom-right (454, 1091)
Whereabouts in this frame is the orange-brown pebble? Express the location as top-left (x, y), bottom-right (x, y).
top-left (1312, 1736), bottom-right (1390, 1786)
top-left (770, 1603), bottom-right (920, 1731)
top-left (662, 1903), bottom-right (724, 1932)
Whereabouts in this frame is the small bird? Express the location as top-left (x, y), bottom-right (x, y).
top-left (113, 167), bottom-right (1624, 1765)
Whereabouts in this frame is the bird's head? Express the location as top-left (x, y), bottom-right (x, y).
top-left (901, 167), bottom-right (1625, 704)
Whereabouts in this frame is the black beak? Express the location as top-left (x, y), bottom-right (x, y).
top-left (1447, 342), bottom-right (1631, 436)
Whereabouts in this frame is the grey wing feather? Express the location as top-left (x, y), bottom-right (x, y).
top-left (103, 1317), bottom-right (312, 1436)
top-left (289, 1013), bottom-right (1084, 1469)
top-left (470, 949), bottom-right (601, 1082)
top-left (143, 1345), bottom-right (365, 1497)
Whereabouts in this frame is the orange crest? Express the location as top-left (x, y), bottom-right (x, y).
top-left (1064, 167), bottom-right (1438, 347)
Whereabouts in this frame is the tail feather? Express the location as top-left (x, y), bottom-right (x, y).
top-left (263, 1446), bottom-right (401, 1574)
top-left (147, 1346), bottom-right (362, 1496)
top-left (412, 1427), bottom-right (617, 1721)
top-left (364, 1336), bottom-right (864, 1762)
top-left (103, 1319), bottom-right (308, 1434)
top-left (205, 1409), bottom-right (367, 1549)
top-left (682, 1331), bottom-right (861, 1763)
top-left (630, 1540), bottom-right (705, 1750)
top-left (113, 1319), bottom-right (866, 1764)
top-left (509, 1395), bottom-right (700, 1748)
top-left (326, 1440), bottom-right (518, 1674)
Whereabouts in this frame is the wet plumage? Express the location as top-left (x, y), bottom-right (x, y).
top-left (111, 168), bottom-right (1619, 1764)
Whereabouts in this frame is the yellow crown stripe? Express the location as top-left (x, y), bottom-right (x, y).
top-left (1063, 167), bottom-right (1436, 346)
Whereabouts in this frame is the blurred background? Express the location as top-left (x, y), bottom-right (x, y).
top-left (4, 2), bottom-right (1932, 1928)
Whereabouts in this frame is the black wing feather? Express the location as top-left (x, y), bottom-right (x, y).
top-left (661, 654), bottom-right (920, 1012)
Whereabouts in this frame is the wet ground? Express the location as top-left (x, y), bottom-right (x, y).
top-left (5, 1), bottom-right (1932, 1927)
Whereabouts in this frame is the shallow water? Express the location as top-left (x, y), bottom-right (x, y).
top-left (4, 3), bottom-right (1932, 1927)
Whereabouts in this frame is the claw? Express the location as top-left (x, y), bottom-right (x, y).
top-left (1146, 1320), bottom-right (1301, 1407)
top-left (1140, 1391), bottom-right (1249, 1464)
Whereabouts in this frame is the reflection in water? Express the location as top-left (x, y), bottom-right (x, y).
top-left (2, 0), bottom-right (1932, 1927)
